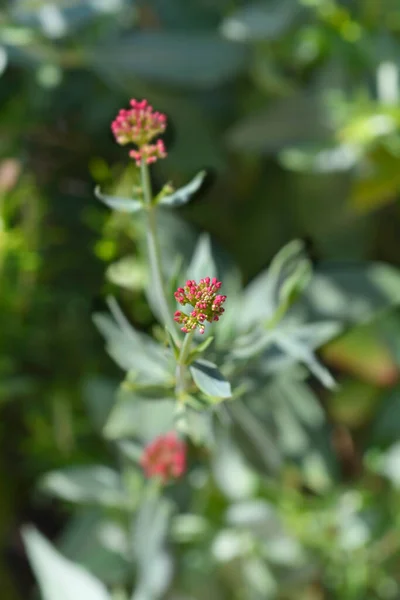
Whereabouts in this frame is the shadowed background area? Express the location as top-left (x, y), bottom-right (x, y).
top-left (1, 1), bottom-right (400, 599)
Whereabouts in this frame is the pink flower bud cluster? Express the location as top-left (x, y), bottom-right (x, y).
top-left (174, 277), bottom-right (226, 334)
top-left (111, 99), bottom-right (167, 166)
top-left (140, 433), bottom-right (186, 484)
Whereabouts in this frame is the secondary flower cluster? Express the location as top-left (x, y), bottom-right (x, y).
top-left (111, 99), bottom-right (167, 166)
top-left (140, 433), bottom-right (186, 484)
top-left (174, 277), bottom-right (227, 334)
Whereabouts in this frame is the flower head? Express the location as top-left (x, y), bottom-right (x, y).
top-left (174, 277), bottom-right (226, 334)
top-left (111, 99), bottom-right (167, 166)
top-left (140, 433), bottom-right (186, 484)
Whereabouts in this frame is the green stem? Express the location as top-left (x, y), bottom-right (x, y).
top-left (140, 161), bottom-right (178, 340)
top-left (175, 331), bottom-right (195, 398)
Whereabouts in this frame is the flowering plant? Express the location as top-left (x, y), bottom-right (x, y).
top-left (23, 99), bottom-right (400, 600)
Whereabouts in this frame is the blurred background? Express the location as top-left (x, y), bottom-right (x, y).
top-left (1, 0), bottom-right (400, 598)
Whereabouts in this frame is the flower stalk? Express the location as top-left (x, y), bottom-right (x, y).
top-left (175, 330), bottom-right (195, 399)
top-left (140, 161), bottom-right (178, 340)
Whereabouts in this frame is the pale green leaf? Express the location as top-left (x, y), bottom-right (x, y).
top-left (22, 527), bottom-right (111, 600)
top-left (95, 186), bottom-right (143, 213)
top-left (157, 171), bottom-right (206, 207)
top-left (40, 466), bottom-right (129, 509)
top-left (190, 359), bottom-right (232, 399)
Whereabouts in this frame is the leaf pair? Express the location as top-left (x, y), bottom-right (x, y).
top-left (95, 171), bottom-right (206, 213)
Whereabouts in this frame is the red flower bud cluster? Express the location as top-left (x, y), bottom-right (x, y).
top-left (140, 433), bottom-right (186, 484)
top-left (111, 99), bottom-right (167, 166)
top-left (174, 277), bottom-right (226, 334)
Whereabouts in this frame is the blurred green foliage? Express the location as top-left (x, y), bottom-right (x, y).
top-left (1, 0), bottom-right (400, 598)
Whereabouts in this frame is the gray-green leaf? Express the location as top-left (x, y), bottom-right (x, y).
top-left (190, 359), bottom-right (232, 399)
top-left (22, 527), bottom-right (111, 600)
top-left (95, 186), bottom-right (143, 213)
top-left (157, 171), bottom-right (206, 207)
top-left (40, 466), bottom-right (129, 509)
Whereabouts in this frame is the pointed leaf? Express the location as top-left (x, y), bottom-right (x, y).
top-left (93, 298), bottom-right (172, 384)
top-left (240, 239), bottom-right (308, 331)
top-left (157, 171), bottom-right (206, 207)
top-left (190, 359), bottom-right (232, 399)
top-left (274, 332), bottom-right (336, 389)
top-left (164, 327), bottom-right (179, 360)
top-left (189, 336), bottom-right (214, 362)
top-left (22, 527), bottom-right (111, 600)
top-left (95, 186), bottom-right (143, 213)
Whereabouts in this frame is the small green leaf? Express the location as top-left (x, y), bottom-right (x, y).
top-left (189, 336), bottom-right (214, 362)
top-left (157, 171), bottom-right (206, 207)
top-left (95, 186), bottom-right (143, 213)
top-left (190, 359), bottom-right (232, 399)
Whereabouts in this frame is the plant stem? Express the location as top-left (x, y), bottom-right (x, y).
top-left (140, 161), bottom-right (178, 340)
top-left (175, 331), bottom-right (194, 398)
